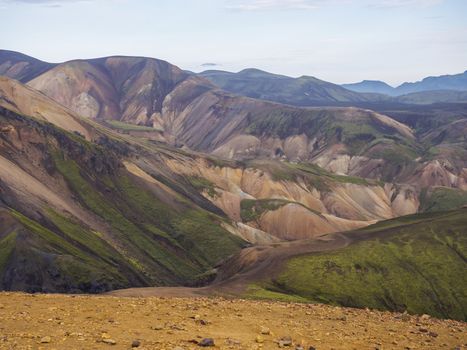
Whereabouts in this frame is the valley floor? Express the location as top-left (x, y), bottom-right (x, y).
top-left (0, 293), bottom-right (465, 350)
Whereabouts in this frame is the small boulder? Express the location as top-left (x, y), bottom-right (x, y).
top-left (131, 340), bottom-right (141, 347)
top-left (198, 338), bottom-right (215, 347)
top-left (40, 336), bottom-right (51, 344)
top-left (279, 336), bottom-right (293, 347)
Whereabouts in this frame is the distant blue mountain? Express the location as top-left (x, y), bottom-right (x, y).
top-left (343, 71), bottom-right (467, 96)
top-left (341, 80), bottom-right (396, 96)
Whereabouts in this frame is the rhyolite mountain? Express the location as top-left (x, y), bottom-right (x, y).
top-left (0, 50), bottom-right (56, 82)
top-left (0, 49), bottom-right (466, 309)
top-left (1, 50), bottom-right (465, 191)
top-left (0, 76), bottom-right (424, 292)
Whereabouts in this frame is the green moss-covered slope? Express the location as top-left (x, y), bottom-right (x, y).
top-left (248, 209), bottom-right (467, 320)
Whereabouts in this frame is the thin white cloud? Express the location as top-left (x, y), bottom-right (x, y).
top-left (226, 0), bottom-right (320, 11)
top-left (368, 0), bottom-right (444, 8)
top-left (226, 0), bottom-right (443, 11)
top-left (0, 0), bottom-right (97, 7)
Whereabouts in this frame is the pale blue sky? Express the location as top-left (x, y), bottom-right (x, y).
top-left (1, 0), bottom-right (466, 85)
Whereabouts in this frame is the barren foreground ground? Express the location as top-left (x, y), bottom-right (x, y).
top-left (0, 293), bottom-right (465, 350)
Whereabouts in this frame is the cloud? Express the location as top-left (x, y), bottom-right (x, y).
top-left (225, 0), bottom-right (320, 11)
top-left (225, 0), bottom-right (443, 11)
top-left (0, 0), bottom-right (95, 7)
top-left (201, 63), bottom-right (221, 67)
top-left (367, 0), bottom-right (444, 8)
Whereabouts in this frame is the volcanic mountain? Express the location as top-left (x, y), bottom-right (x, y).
top-left (0, 51), bottom-right (466, 319)
top-left (2, 50), bottom-right (466, 191)
top-left (0, 75), bottom-right (421, 292)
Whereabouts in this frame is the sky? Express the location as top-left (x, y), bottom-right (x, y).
top-left (1, 0), bottom-right (466, 86)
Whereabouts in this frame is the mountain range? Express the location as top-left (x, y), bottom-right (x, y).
top-left (343, 70), bottom-right (467, 96)
top-left (0, 49), bottom-right (465, 319)
top-left (201, 68), bottom-right (467, 105)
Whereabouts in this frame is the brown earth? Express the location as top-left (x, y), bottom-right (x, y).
top-left (0, 292), bottom-right (465, 350)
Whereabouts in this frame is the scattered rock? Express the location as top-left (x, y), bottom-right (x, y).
top-left (260, 326), bottom-right (271, 335)
top-left (226, 338), bottom-right (241, 346)
top-left (40, 336), bottom-right (51, 343)
top-left (198, 338), bottom-right (215, 347)
top-left (131, 339), bottom-right (141, 347)
top-left (401, 314), bottom-right (411, 322)
top-left (102, 338), bottom-right (117, 345)
top-left (279, 336), bottom-right (293, 347)
top-left (419, 328), bottom-right (428, 333)
top-left (256, 335), bottom-right (264, 343)
top-left (428, 331), bottom-right (438, 338)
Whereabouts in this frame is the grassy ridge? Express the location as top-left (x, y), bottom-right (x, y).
top-left (104, 120), bottom-right (160, 132)
top-left (247, 209), bottom-right (467, 320)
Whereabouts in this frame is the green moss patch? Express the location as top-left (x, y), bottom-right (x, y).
top-left (420, 187), bottom-right (467, 212)
top-left (245, 209), bottom-right (467, 320)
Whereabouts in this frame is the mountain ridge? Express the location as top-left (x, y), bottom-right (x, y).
top-left (0, 51), bottom-right (466, 297)
top-left (343, 70), bottom-right (467, 96)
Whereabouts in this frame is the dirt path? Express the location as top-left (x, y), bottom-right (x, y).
top-left (108, 232), bottom-right (351, 298)
top-left (0, 292), bottom-right (465, 350)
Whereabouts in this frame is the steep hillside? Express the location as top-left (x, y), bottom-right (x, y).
top-left (200, 68), bottom-right (376, 105)
top-left (0, 89), bottom-right (247, 292)
top-left (28, 56), bottom-right (196, 121)
top-left (247, 208), bottom-right (467, 320)
top-left (0, 76), bottom-right (92, 140)
top-left (0, 50), bottom-right (56, 82)
top-left (162, 156), bottom-right (420, 242)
